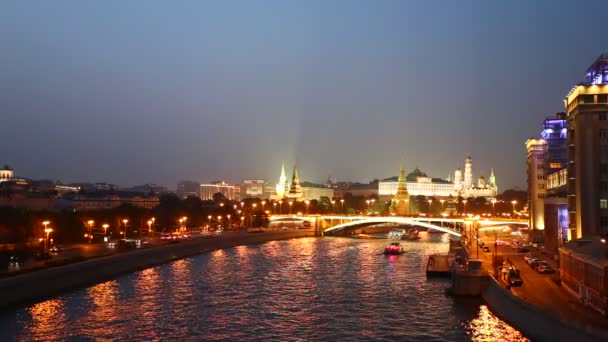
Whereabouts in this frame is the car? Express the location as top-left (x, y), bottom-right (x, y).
top-left (507, 267), bottom-right (523, 287)
top-left (49, 246), bottom-right (59, 256)
top-left (536, 265), bottom-right (555, 274)
top-left (160, 233), bottom-right (173, 240)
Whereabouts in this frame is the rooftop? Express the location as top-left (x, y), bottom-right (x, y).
top-left (583, 54), bottom-right (608, 85)
top-left (560, 236), bottom-right (608, 268)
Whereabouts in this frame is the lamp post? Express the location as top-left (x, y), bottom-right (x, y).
top-left (122, 219), bottom-right (129, 239)
top-left (491, 199), bottom-right (497, 217)
top-left (217, 216), bottom-right (222, 229)
top-left (227, 214), bottom-right (231, 229)
top-left (147, 220), bottom-right (153, 233)
top-left (427, 199), bottom-right (432, 214)
top-left (87, 220), bottom-right (94, 243)
top-left (261, 200), bottom-right (266, 212)
top-left (511, 200), bottom-right (517, 213)
top-left (440, 199), bottom-right (445, 212)
top-left (102, 224), bottom-right (109, 237)
top-left (340, 199), bottom-right (345, 214)
top-left (208, 215), bottom-right (212, 230)
top-left (305, 200), bottom-right (310, 214)
top-left (151, 217), bottom-right (156, 232)
top-left (370, 199), bottom-right (376, 214)
top-left (366, 200), bottom-right (370, 214)
top-left (241, 216), bottom-right (245, 227)
top-left (288, 201), bottom-right (293, 215)
top-left (273, 202), bottom-right (277, 215)
top-left (44, 227), bottom-right (53, 250)
top-left (182, 217), bottom-right (188, 231)
top-left (462, 200), bottom-right (467, 215)
top-left (42, 221), bottom-right (50, 249)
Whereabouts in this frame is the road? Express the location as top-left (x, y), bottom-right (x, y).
top-left (474, 227), bottom-right (608, 331)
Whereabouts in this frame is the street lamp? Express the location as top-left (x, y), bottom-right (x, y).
top-left (331, 200), bottom-right (335, 214)
top-left (462, 200), bottom-right (467, 214)
top-left (427, 199), bottom-right (433, 214)
top-left (261, 200), bottom-right (266, 212)
top-left (273, 202), bottom-right (277, 214)
top-left (491, 199), bottom-right (497, 217)
top-left (86, 220), bottom-right (95, 243)
top-left (122, 219), bottom-right (129, 239)
top-left (366, 199), bottom-right (370, 213)
top-left (288, 201), bottom-right (293, 215)
top-left (42, 221), bottom-right (50, 248)
top-left (305, 200), bottom-right (310, 214)
top-left (44, 227), bottom-right (53, 250)
top-left (440, 199), bottom-right (445, 210)
top-left (208, 215), bottom-right (212, 230)
top-left (217, 216), bottom-right (222, 228)
top-left (511, 200), bottom-right (517, 212)
top-left (340, 199), bottom-right (345, 214)
top-left (151, 217), bottom-right (155, 232)
top-left (227, 214), bottom-right (231, 229)
top-left (102, 224), bottom-right (109, 236)
top-left (147, 220), bottom-right (153, 233)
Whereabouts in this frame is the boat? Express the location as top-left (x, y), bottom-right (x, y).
top-left (384, 242), bottom-right (405, 255)
top-left (388, 229), bottom-right (420, 241)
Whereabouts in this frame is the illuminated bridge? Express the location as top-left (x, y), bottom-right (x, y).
top-left (268, 215), bottom-right (528, 236)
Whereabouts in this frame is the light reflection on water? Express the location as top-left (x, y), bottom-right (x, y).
top-left (1, 236), bottom-right (528, 341)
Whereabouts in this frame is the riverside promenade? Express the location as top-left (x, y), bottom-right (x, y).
top-left (0, 229), bottom-right (316, 309)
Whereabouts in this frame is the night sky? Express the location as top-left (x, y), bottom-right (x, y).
top-left (2, 1), bottom-right (607, 190)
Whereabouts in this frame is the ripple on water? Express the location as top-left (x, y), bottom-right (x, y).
top-left (3, 237), bottom-right (527, 341)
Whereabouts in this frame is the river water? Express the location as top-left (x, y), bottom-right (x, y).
top-left (0, 235), bottom-right (528, 341)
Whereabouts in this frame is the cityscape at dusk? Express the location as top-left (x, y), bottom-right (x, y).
top-left (1, 1), bottom-right (608, 341)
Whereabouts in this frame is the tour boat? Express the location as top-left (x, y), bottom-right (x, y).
top-left (384, 242), bottom-right (405, 255)
top-left (388, 229), bottom-right (420, 241)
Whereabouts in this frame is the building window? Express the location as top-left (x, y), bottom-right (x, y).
top-left (600, 129), bottom-right (608, 138)
top-left (538, 194), bottom-right (545, 199)
top-left (601, 182), bottom-right (608, 192)
top-left (601, 199), bottom-right (608, 209)
top-left (581, 95), bottom-right (595, 103)
top-left (600, 113), bottom-right (607, 121)
top-left (537, 164), bottom-right (544, 170)
top-left (538, 183), bottom-right (545, 189)
top-left (549, 162), bottom-right (561, 169)
top-left (598, 95), bottom-right (608, 103)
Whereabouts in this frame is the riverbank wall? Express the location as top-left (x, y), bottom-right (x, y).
top-left (0, 230), bottom-right (316, 310)
top-left (481, 276), bottom-right (608, 342)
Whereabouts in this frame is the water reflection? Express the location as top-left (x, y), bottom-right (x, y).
top-left (5, 237), bottom-right (527, 341)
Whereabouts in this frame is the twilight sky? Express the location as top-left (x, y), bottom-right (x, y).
top-left (1, 1), bottom-right (607, 190)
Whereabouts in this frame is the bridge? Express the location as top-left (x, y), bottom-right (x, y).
top-left (268, 215), bottom-right (528, 236)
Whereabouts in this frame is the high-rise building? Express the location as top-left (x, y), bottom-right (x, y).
top-left (564, 54), bottom-right (608, 238)
top-left (177, 180), bottom-right (200, 199)
top-left (526, 138), bottom-right (547, 231)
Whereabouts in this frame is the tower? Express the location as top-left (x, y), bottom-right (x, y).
top-left (489, 168), bottom-right (496, 188)
top-left (275, 163), bottom-right (287, 198)
top-left (463, 156), bottom-right (473, 189)
top-left (454, 168), bottom-right (463, 191)
top-left (392, 164), bottom-right (411, 215)
top-left (287, 164), bottom-right (303, 199)
top-left (564, 54), bottom-right (608, 238)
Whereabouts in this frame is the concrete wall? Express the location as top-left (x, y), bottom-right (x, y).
top-left (482, 276), bottom-right (608, 342)
top-left (0, 231), bottom-right (315, 309)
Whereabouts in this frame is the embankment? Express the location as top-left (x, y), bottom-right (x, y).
top-left (482, 276), bottom-right (608, 342)
top-left (0, 230), bottom-right (316, 309)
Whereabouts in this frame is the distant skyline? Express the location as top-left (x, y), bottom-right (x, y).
top-left (2, 1), bottom-right (608, 190)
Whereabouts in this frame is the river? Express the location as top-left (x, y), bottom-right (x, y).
top-left (0, 234), bottom-right (528, 341)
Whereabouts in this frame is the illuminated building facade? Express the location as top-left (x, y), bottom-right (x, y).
top-left (0, 165), bottom-right (14, 182)
top-left (241, 179), bottom-right (275, 199)
top-left (392, 164), bottom-right (411, 215)
top-left (200, 181), bottom-right (239, 201)
top-left (564, 54), bottom-right (608, 238)
top-left (526, 138), bottom-right (547, 231)
top-left (378, 156), bottom-right (497, 199)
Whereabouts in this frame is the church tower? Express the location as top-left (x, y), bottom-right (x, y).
top-left (463, 156), bottom-right (473, 189)
top-left (392, 164), bottom-right (411, 215)
top-left (287, 164), bottom-right (303, 199)
top-left (275, 162), bottom-right (287, 198)
top-left (454, 168), bottom-right (463, 191)
top-left (489, 168), bottom-right (497, 193)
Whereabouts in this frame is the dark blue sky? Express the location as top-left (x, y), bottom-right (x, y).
top-left (1, 1), bottom-right (607, 190)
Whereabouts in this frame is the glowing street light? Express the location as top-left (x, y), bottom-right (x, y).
top-left (147, 220), bottom-right (153, 232)
top-left (261, 200), bottom-right (266, 212)
top-left (440, 199), bottom-right (445, 209)
top-left (273, 202), bottom-right (277, 214)
top-left (44, 227), bottom-right (53, 250)
top-left (288, 201), bottom-right (293, 214)
top-left (462, 200), bottom-right (467, 214)
top-left (122, 219), bottom-right (129, 238)
top-left (305, 200), bottom-right (310, 214)
top-left (102, 223), bottom-right (109, 236)
top-left (491, 198), bottom-right (497, 216)
top-left (511, 200), bottom-right (517, 212)
top-left (340, 199), bottom-right (345, 214)
top-left (427, 199), bottom-right (433, 213)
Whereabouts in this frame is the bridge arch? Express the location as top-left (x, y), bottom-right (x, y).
top-left (323, 217), bottom-right (462, 237)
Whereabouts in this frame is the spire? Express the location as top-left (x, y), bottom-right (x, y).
top-left (396, 164), bottom-right (409, 196)
top-left (275, 162), bottom-right (288, 198)
top-left (287, 164), bottom-right (303, 198)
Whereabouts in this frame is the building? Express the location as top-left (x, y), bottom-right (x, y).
top-left (122, 183), bottom-right (169, 195)
top-left (0, 165), bottom-right (14, 182)
top-left (241, 179), bottom-right (272, 199)
top-left (559, 238), bottom-right (608, 315)
top-left (564, 54), bottom-right (608, 238)
top-left (333, 181), bottom-right (379, 198)
top-left (56, 192), bottom-right (160, 211)
top-left (176, 180), bottom-right (200, 199)
top-left (275, 163), bottom-right (288, 199)
top-left (526, 138), bottom-right (547, 231)
top-left (285, 165), bottom-right (303, 200)
top-left (300, 182), bottom-right (335, 201)
top-left (200, 181), bottom-right (238, 201)
top-left (378, 156), bottom-right (497, 199)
